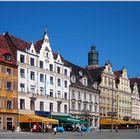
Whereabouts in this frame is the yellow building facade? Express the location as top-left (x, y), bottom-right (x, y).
top-left (0, 35), bottom-right (18, 130)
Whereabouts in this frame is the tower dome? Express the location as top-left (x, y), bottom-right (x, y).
top-left (88, 45), bottom-right (99, 66)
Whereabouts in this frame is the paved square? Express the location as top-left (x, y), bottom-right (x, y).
top-left (0, 129), bottom-right (140, 139)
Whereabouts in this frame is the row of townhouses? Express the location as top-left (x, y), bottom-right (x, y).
top-left (0, 30), bottom-right (140, 131)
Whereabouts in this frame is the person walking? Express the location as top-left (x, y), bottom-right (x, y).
top-left (99, 125), bottom-right (102, 132)
top-left (53, 127), bottom-right (57, 135)
top-left (12, 126), bottom-right (15, 132)
top-left (79, 125), bottom-right (83, 136)
top-left (115, 126), bottom-right (118, 132)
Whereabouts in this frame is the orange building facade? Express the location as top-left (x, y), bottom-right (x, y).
top-left (0, 35), bottom-right (18, 130)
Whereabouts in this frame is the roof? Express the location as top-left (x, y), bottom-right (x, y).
top-left (129, 77), bottom-right (140, 94)
top-left (0, 35), bottom-right (16, 65)
top-left (114, 70), bottom-right (123, 86)
top-left (34, 40), bottom-right (43, 53)
top-left (65, 60), bottom-right (97, 88)
top-left (87, 66), bottom-right (105, 83)
top-left (5, 32), bottom-right (30, 51)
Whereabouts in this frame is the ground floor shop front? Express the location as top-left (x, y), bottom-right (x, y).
top-left (0, 113), bottom-right (18, 130)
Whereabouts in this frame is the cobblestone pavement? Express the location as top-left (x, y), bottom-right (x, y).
top-left (0, 129), bottom-right (140, 139)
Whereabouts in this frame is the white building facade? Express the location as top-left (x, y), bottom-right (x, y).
top-left (16, 32), bottom-right (71, 116)
top-left (66, 62), bottom-right (100, 128)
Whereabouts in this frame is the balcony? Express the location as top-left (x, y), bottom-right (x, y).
top-left (71, 96), bottom-right (76, 102)
top-left (28, 93), bottom-right (37, 100)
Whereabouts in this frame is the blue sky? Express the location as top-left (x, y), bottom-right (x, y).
top-left (0, 2), bottom-right (140, 78)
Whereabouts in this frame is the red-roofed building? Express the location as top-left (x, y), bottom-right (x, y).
top-left (0, 34), bottom-right (18, 130)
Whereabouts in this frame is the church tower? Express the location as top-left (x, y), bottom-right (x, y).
top-left (88, 45), bottom-right (99, 69)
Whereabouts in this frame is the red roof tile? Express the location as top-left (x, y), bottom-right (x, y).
top-left (0, 35), bottom-right (16, 65)
top-left (34, 40), bottom-right (43, 53)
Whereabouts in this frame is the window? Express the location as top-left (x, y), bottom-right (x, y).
top-left (0, 80), bottom-right (2, 89)
top-left (64, 105), bottom-right (67, 113)
top-left (50, 76), bottom-right (53, 85)
top-left (4, 54), bottom-right (12, 61)
top-left (6, 68), bottom-right (12, 75)
top-left (30, 85), bottom-right (35, 94)
top-left (95, 105), bottom-right (97, 113)
top-left (39, 61), bottom-right (43, 68)
top-left (89, 105), bottom-right (92, 112)
top-left (30, 100), bottom-right (35, 110)
top-left (20, 54), bottom-right (25, 63)
top-left (30, 58), bottom-right (34, 66)
top-left (0, 117), bottom-right (2, 130)
top-left (83, 103), bottom-right (87, 111)
top-left (57, 78), bottom-right (61, 86)
top-left (64, 80), bottom-right (67, 88)
top-left (64, 92), bottom-right (67, 100)
top-left (50, 89), bottom-right (53, 97)
top-left (40, 87), bottom-right (44, 95)
top-left (90, 94), bottom-right (92, 101)
top-left (84, 78), bottom-right (87, 86)
top-left (20, 99), bottom-right (25, 109)
top-left (7, 100), bottom-right (12, 109)
top-left (6, 82), bottom-right (12, 90)
top-left (78, 92), bottom-right (81, 100)
top-left (84, 93), bottom-right (86, 100)
top-left (0, 99), bottom-right (2, 108)
top-left (40, 101), bottom-right (44, 111)
top-left (64, 69), bottom-right (67, 76)
top-left (30, 71), bottom-right (35, 80)
top-left (72, 102), bottom-right (75, 110)
top-left (49, 64), bottom-right (53, 71)
top-left (20, 83), bottom-right (25, 92)
top-left (50, 103), bottom-right (53, 112)
top-left (57, 103), bottom-right (61, 113)
top-left (72, 90), bottom-right (75, 99)
top-left (58, 91), bottom-right (61, 98)
top-left (20, 68), bottom-right (25, 78)
top-left (78, 103), bottom-right (81, 111)
top-left (40, 74), bottom-right (44, 82)
top-left (57, 67), bottom-right (60, 74)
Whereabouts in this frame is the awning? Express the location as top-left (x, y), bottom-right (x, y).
top-left (52, 116), bottom-right (89, 124)
top-left (35, 111), bottom-right (51, 117)
top-left (19, 114), bottom-right (58, 124)
top-left (100, 119), bottom-right (128, 125)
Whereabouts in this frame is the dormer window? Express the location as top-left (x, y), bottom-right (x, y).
top-left (71, 75), bottom-right (76, 83)
top-left (4, 54), bottom-right (12, 61)
top-left (83, 78), bottom-right (87, 86)
top-left (79, 71), bottom-right (82, 76)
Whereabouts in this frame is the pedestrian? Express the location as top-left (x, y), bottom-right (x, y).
top-left (135, 125), bottom-right (139, 132)
top-left (53, 127), bottom-right (57, 135)
top-left (78, 125), bottom-right (83, 136)
top-left (12, 126), bottom-right (15, 132)
top-left (115, 126), bottom-right (118, 132)
top-left (99, 125), bottom-right (102, 132)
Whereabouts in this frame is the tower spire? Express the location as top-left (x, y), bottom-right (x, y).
top-left (87, 44), bottom-right (99, 69)
top-left (43, 26), bottom-right (49, 43)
